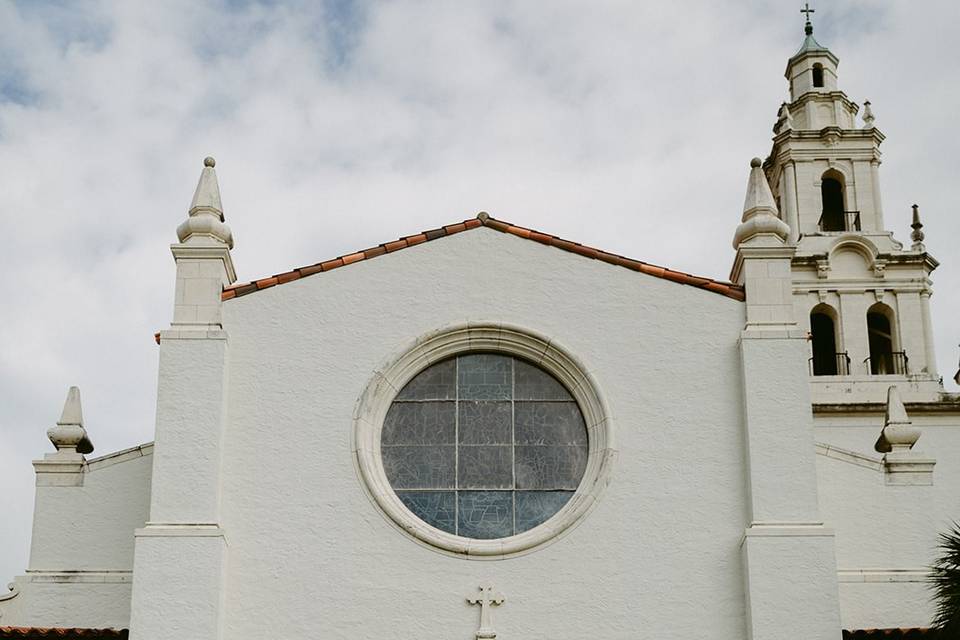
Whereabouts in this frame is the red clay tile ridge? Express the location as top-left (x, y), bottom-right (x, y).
top-left (221, 213), bottom-right (745, 302)
top-left (0, 629), bottom-right (128, 639)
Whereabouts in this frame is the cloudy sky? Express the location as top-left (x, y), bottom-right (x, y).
top-left (0, 0), bottom-right (957, 583)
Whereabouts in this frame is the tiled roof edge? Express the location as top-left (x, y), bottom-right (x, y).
top-left (842, 630), bottom-right (938, 639)
top-left (0, 629), bottom-right (128, 639)
top-left (221, 214), bottom-right (745, 302)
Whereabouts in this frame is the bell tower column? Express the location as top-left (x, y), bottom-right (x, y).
top-left (129, 157), bottom-right (236, 640)
top-left (731, 158), bottom-right (843, 640)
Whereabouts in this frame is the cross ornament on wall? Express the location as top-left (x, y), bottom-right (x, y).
top-left (467, 584), bottom-right (505, 639)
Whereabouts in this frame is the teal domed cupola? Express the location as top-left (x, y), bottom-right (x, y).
top-left (785, 4), bottom-right (840, 100)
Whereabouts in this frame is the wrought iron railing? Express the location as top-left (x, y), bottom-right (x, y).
top-left (818, 210), bottom-right (861, 232)
top-left (809, 351), bottom-right (851, 376)
top-left (864, 351), bottom-right (909, 376)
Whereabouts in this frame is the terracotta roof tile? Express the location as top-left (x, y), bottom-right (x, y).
top-left (843, 630), bottom-right (939, 639)
top-left (0, 629), bottom-right (128, 639)
top-left (222, 214), bottom-right (745, 302)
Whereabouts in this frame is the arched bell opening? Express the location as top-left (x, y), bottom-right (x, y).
top-left (819, 170), bottom-right (849, 232)
top-left (809, 305), bottom-right (848, 376)
top-left (866, 303), bottom-right (907, 375)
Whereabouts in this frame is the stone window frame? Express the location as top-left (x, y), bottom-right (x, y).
top-left (353, 323), bottom-right (616, 558)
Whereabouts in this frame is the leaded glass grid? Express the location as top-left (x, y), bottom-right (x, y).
top-left (381, 353), bottom-right (588, 539)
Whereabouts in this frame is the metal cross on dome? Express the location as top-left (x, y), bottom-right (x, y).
top-left (467, 584), bottom-right (505, 639)
top-left (801, 3), bottom-right (815, 21)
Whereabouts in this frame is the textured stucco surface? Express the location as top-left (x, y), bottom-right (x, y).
top-left (219, 227), bottom-right (750, 639)
top-left (815, 417), bottom-right (960, 629)
top-left (0, 451), bottom-right (152, 628)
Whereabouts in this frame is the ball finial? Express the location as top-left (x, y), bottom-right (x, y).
top-left (750, 157), bottom-right (763, 168)
top-left (204, 156), bottom-right (216, 168)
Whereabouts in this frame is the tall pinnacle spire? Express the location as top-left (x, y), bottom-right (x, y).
top-left (190, 157), bottom-right (223, 219)
top-left (732, 158), bottom-right (790, 248)
top-left (910, 204), bottom-right (925, 251)
top-left (176, 156), bottom-right (234, 248)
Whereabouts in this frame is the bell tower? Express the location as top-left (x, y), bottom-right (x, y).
top-left (756, 9), bottom-right (942, 403)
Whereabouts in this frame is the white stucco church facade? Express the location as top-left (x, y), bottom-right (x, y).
top-left (2, 17), bottom-right (958, 640)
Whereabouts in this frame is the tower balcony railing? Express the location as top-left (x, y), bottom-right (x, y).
top-left (809, 351), bottom-right (851, 376)
top-left (818, 210), bottom-right (861, 232)
top-left (863, 351), bottom-right (909, 376)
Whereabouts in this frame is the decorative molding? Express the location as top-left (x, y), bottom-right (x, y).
top-left (0, 583), bottom-right (19, 602)
top-left (86, 442), bottom-right (154, 472)
top-left (837, 568), bottom-right (930, 583)
top-left (815, 442), bottom-right (883, 472)
top-left (22, 571), bottom-right (132, 584)
top-left (353, 322), bottom-right (617, 559)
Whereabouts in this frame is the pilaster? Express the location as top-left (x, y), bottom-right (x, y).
top-left (129, 158), bottom-right (235, 640)
top-left (733, 157), bottom-right (842, 640)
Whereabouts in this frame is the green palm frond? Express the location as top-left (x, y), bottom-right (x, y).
top-left (931, 522), bottom-right (960, 634)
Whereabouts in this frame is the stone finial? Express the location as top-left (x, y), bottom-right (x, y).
top-left (862, 100), bottom-right (875, 128)
top-left (778, 103), bottom-right (794, 133)
top-left (875, 386), bottom-right (920, 453)
top-left (910, 204), bottom-right (925, 251)
top-left (176, 156), bottom-right (234, 249)
top-left (732, 158), bottom-right (790, 248)
top-left (46, 386), bottom-right (94, 456)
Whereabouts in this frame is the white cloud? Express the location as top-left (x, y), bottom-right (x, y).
top-left (0, 0), bottom-right (957, 583)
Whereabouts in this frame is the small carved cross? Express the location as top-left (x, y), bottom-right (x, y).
top-left (801, 3), bottom-right (815, 21)
top-left (467, 584), bottom-right (505, 639)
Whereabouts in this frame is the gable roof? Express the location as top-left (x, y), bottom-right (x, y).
top-left (222, 213), bottom-right (744, 302)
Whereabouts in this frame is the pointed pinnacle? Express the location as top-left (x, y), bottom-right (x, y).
top-left (911, 204), bottom-right (924, 236)
top-left (189, 156), bottom-right (224, 221)
top-left (57, 386), bottom-right (84, 427)
top-left (884, 385), bottom-right (910, 426)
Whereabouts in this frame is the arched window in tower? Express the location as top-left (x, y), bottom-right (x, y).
top-left (819, 171), bottom-right (850, 232)
top-left (867, 303), bottom-right (907, 375)
top-left (809, 305), bottom-right (846, 375)
top-left (812, 63), bottom-right (824, 88)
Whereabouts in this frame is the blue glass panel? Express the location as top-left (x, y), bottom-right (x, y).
top-left (515, 491), bottom-right (574, 531)
top-left (458, 491), bottom-right (513, 539)
top-left (514, 360), bottom-right (572, 400)
top-left (458, 445), bottom-right (513, 489)
top-left (396, 358), bottom-right (456, 400)
top-left (382, 401), bottom-right (455, 445)
top-left (458, 401), bottom-right (512, 444)
top-left (515, 401), bottom-right (587, 445)
top-left (397, 491), bottom-right (456, 534)
top-left (458, 354), bottom-right (512, 400)
top-left (382, 445), bottom-right (456, 489)
top-left (514, 445), bottom-right (587, 490)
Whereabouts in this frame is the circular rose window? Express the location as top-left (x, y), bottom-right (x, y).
top-left (381, 353), bottom-right (588, 539)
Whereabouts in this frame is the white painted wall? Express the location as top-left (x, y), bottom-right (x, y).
top-left (219, 227), bottom-right (750, 639)
top-left (815, 415), bottom-right (960, 630)
top-left (0, 445), bottom-right (152, 629)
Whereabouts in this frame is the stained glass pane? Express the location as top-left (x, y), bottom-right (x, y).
top-left (396, 358), bottom-right (456, 400)
top-left (382, 445), bottom-right (456, 489)
top-left (514, 445), bottom-right (587, 490)
top-left (458, 491), bottom-right (513, 539)
top-left (458, 401), bottom-right (511, 444)
top-left (383, 402), bottom-right (455, 445)
top-left (515, 491), bottom-right (573, 530)
top-left (397, 491), bottom-right (456, 534)
top-left (458, 445), bottom-right (513, 489)
top-left (514, 360), bottom-right (572, 400)
top-left (515, 401), bottom-right (587, 446)
top-left (458, 354), bottom-right (512, 400)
